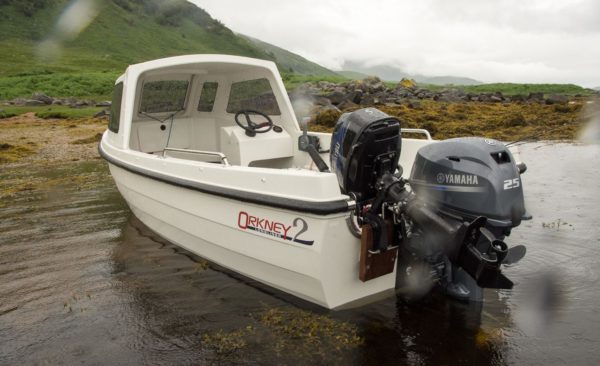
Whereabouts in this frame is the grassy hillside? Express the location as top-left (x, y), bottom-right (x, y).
top-left (0, 0), bottom-right (336, 99)
top-left (0, 0), bottom-right (270, 74)
top-left (241, 35), bottom-right (338, 76)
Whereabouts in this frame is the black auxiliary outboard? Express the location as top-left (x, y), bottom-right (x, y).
top-left (330, 108), bottom-right (529, 301)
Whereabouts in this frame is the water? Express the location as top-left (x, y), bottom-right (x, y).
top-left (1, 143), bottom-right (599, 365)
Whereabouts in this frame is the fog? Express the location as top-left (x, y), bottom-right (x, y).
top-left (191, 0), bottom-right (600, 87)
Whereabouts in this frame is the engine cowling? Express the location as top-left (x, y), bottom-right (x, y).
top-left (409, 137), bottom-right (526, 228)
top-left (330, 108), bottom-right (401, 201)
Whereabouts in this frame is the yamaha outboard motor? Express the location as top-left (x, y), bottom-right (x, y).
top-left (331, 108), bottom-right (529, 301)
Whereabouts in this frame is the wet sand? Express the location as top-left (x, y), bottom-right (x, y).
top-left (0, 142), bottom-right (599, 365)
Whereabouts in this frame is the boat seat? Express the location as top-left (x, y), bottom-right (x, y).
top-left (219, 126), bottom-right (293, 166)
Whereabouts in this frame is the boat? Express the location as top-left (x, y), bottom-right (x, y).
top-left (100, 54), bottom-right (529, 310)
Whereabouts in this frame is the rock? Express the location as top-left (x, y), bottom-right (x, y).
top-left (510, 95), bottom-right (526, 102)
top-left (397, 78), bottom-right (417, 90)
top-left (31, 92), bottom-right (53, 105)
top-left (96, 101), bottom-right (111, 107)
top-left (435, 92), bottom-right (462, 103)
top-left (478, 94), bottom-right (492, 103)
top-left (394, 90), bottom-right (415, 98)
top-left (9, 98), bottom-right (27, 106)
top-left (490, 95), bottom-right (503, 103)
top-left (361, 76), bottom-right (385, 94)
top-left (371, 82), bottom-right (386, 93)
top-left (360, 92), bottom-right (387, 105)
top-left (325, 91), bottom-right (346, 105)
top-left (528, 92), bottom-right (544, 102)
top-left (94, 109), bottom-right (110, 118)
top-left (314, 96), bottom-right (333, 107)
top-left (416, 91), bottom-right (432, 99)
top-left (64, 97), bottom-right (78, 107)
top-left (80, 100), bottom-right (95, 107)
top-left (545, 94), bottom-right (568, 105)
top-left (345, 90), bottom-right (363, 104)
top-left (360, 94), bottom-right (375, 105)
top-left (24, 99), bottom-right (46, 106)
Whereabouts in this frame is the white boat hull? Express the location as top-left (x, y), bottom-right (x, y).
top-left (109, 163), bottom-right (396, 309)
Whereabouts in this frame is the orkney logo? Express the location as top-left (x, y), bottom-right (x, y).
top-left (237, 211), bottom-right (314, 245)
top-left (436, 173), bottom-right (479, 185)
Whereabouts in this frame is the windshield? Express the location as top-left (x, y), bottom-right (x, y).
top-left (226, 78), bottom-right (281, 115)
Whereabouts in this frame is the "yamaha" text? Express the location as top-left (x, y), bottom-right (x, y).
top-left (437, 173), bottom-right (479, 185)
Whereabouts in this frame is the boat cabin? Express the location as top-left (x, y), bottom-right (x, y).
top-left (106, 55), bottom-right (319, 170)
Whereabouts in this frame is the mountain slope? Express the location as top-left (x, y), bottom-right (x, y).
top-left (415, 75), bottom-right (481, 86)
top-left (340, 60), bottom-right (481, 85)
top-left (337, 70), bottom-right (370, 80)
top-left (0, 0), bottom-right (336, 77)
top-left (240, 35), bottom-right (338, 76)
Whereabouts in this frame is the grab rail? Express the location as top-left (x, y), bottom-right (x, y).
top-left (163, 147), bottom-right (230, 166)
top-left (401, 128), bottom-right (432, 140)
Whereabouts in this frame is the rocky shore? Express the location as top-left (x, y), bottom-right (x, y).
top-left (289, 76), bottom-right (587, 113)
top-left (2, 92), bottom-right (111, 118)
top-left (286, 77), bottom-right (593, 141)
top-left (4, 92), bottom-right (111, 109)
top-left (1, 79), bottom-right (595, 167)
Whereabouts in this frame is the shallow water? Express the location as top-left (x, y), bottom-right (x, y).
top-left (1, 143), bottom-right (599, 365)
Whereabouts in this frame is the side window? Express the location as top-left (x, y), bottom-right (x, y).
top-left (109, 82), bottom-right (123, 133)
top-left (226, 78), bottom-right (281, 115)
top-left (139, 80), bottom-right (189, 113)
top-left (197, 82), bottom-right (218, 112)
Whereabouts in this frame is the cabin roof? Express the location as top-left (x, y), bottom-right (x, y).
top-left (122, 54), bottom-right (278, 79)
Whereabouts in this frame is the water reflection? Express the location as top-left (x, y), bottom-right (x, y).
top-left (1, 143), bottom-right (600, 365)
top-left (109, 215), bottom-right (511, 365)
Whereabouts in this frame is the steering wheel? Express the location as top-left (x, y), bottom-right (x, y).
top-left (234, 110), bottom-right (274, 137)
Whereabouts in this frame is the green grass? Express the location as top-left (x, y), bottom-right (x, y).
top-left (0, 105), bottom-right (103, 119)
top-left (0, 72), bottom-right (118, 100)
top-left (417, 83), bottom-right (596, 96)
top-left (281, 73), bottom-right (350, 90)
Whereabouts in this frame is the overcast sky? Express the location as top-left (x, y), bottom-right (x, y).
top-left (190, 0), bottom-right (600, 87)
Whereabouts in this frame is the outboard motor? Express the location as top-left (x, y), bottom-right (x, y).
top-left (331, 108), bottom-right (529, 301)
top-left (331, 108), bottom-right (401, 201)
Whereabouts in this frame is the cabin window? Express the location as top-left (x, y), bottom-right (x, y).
top-left (226, 78), bottom-right (281, 115)
top-left (109, 82), bottom-right (123, 133)
top-left (197, 82), bottom-right (218, 112)
top-left (139, 80), bottom-right (189, 113)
